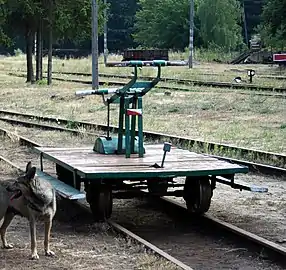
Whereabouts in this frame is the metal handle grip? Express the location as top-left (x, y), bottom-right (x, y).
top-left (75, 88), bottom-right (119, 96)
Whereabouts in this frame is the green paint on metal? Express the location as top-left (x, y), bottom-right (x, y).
top-left (153, 60), bottom-right (167, 66)
top-left (94, 88), bottom-right (112, 94)
top-left (131, 81), bottom-right (152, 89)
top-left (129, 60), bottom-right (143, 66)
top-left (82, 167), bottom-right (248, 180)
top-left (93, 136), bottom-right (145, 154)
top-left (36, 170), bottom-right (85, 200)
top-left (93, 61), bottom-right (165, 158)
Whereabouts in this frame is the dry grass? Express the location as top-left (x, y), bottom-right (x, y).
top-left (0, 55), bottom-right (285, 155)
top-left (2, 53), bottom-right (286, 86)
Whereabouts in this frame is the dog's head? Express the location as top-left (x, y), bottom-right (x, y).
top-left (7, 161), bottom-right (36, 200)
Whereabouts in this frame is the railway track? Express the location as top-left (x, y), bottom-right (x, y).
top-left (0, 109), bottom-right (285, 174)
top-left (0, 154), bottom-right (191, 270)
top-left (7, 72), bottom-right (286, 99)
top-left (0, 124), bottom-right (285, 268)
top-left (51, 71), bottom-right (286, 93)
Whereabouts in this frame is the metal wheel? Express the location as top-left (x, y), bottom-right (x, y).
top-left (147, 178), bottom-right (169, 195)
top-left (86, 183), bottom-right (113, 221)
top-left (183, 176), bottom-right (213, 214)
top-left (56, 164), bottom-right (81, 190)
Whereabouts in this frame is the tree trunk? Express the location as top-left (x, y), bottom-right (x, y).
top-left (47, 0), bottom-right (53, 85)
top-left (26, 26), bottom-right (35, 83)
top-left (36, 18), bottom-right (43, 81)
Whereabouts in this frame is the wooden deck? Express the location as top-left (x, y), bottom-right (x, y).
top-left (35, 144), bottom-right (248, 180)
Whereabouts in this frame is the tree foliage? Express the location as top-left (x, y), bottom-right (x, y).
top-left (133, 0), bottom-right (243, 51)
top-left (259, 0), bottom-right (286, 49)
top-left (242, 0), bottom-right (264, 40)
top-left (54, 0), bottom-right (105, 44)
top-left (133, 0), bottom-right (194, 50)
top-left (197, 0), bottom-right (243, 50)
top-left (0, 0), bottom-right (105, 48)
top-left (107, 0), bottom-right (138, 50)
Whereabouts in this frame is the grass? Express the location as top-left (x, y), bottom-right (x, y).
top-left (0, 54), bottom-right (285, 156)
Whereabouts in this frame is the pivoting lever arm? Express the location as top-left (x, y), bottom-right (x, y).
top-left (161, 142), bottom-right (172, 168)
top-left (149, 142), bottom-right (172, 169)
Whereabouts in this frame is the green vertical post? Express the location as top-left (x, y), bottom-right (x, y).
top-left (137, 97), bottom-right (144, 157)
top-left (117, 96), bottom-right (125, 154)
top-left (130, 97), bottom-right (137, 153)
top-left (125, 103), bottom-right (131, 158)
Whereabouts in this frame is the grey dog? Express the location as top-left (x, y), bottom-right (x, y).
top-left (0, 161), bottom-right (56, 260)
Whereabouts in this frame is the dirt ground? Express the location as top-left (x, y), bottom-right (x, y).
top-left (0, 56), bottom-right (285, 269)
top-left (0, 147), bottom-right (179, 269)
top-left (0, 122), bottom-right (285, 248)
top-left (0, 123), bottom-right (285, 269)
top-left (175, 173), bottom-right (286, 246)
top-left (0, 136), bottom-right (285, 269)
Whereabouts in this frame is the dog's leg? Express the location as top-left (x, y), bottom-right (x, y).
top-left (44, 219), bottom-right (55, 257)
top-left (0, 212), bottom-right (14, 249)
top-left (29, 218), bottom-right (39, 260)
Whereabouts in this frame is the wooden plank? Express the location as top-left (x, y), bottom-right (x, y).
top-left (58, 159), bottom-right (228, 168)
top-left (76, 163), bottom-right (245, 173)
top-left (42, 153), bottom-right (239, 169)
top-left (44, 154), bottom-right (220, 164)
top-left (37, 144), bottom-right (248, 179)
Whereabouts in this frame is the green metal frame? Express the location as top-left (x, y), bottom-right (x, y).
top-left (95, 60), bottom-right (166, 158)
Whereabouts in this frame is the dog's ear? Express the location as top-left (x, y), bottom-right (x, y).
top-left (25, 162), bottom-right (32, 173)
top-left (25, 167), bottom-right (36, 181)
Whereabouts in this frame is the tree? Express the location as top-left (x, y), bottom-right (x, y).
top-left (0, 0), bottom-right (11, 47)
top-left (133, 0), bottom-right (202, 50)
top-left (3, 0), bottom-right (43, 82)
top-left (197, 0), bottom-right (244, 50)
top-left (242, 0), bottom-right (264, 42)
top-left (259, 0), bottom-right (286, 50)
top-left (107, 0), bottom-right (138, 51)
top-left (1, 0), bottom-right (105, 83)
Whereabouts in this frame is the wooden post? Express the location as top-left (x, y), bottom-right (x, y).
top-left (92, 0), bottom-right (99, 89)
top-left (36, 18), bottom-right (43, 81)
top-left (242, 1), bottom-right (249, 48)
top-left (26, 26), bottom-right (35, 83)
top-left (103, 0), bottom-right (108, 66)
top-left (188, 0), bottom-right (194, 69)
top-left (47, 0), bottom-right (53, 85)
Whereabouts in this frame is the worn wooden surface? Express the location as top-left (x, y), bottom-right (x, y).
top-left (35, 144), bottom-right (248, 179)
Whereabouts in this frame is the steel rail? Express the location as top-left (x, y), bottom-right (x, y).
top-left (41, 70), bottom-right (286, 93)
top-left (1, 130), bottom-right (285, 261)
top-left (7, 72), bottom-right (286, 99)
top-left (0, 116), bottom-right (98, 136)
top-left (0, 154), bottom-right (192, 270)
top-left (161, 197), bottom-right (286, 257)
top-left (0, 109), bottom-right (285, 173)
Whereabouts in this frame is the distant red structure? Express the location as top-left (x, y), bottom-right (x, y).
top-left (273, 53), bottom-right (286, 62)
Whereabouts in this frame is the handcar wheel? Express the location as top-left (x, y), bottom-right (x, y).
top-left (87, 184), bottom-right (113, 222)
top-left (183, 176), bottom-right (213, 214)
